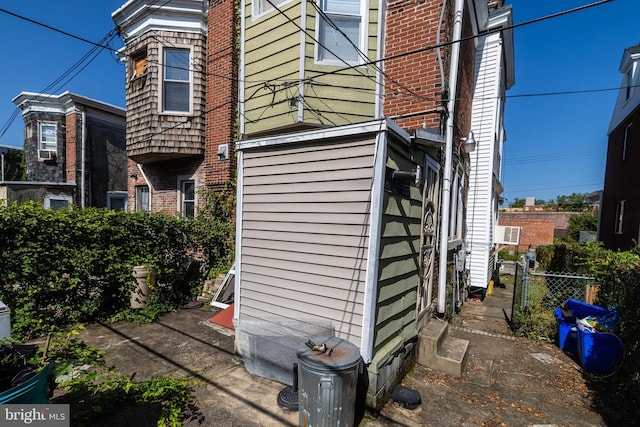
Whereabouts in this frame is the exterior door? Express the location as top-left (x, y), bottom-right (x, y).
top-left (417, 156), bottom-right (440, 321)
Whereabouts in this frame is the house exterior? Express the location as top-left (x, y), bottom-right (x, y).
top-left (5, 92), bottom-right (126, 209)
top-left (233, 0), bottom-right (513, 408)
top-left (600, 44), bottom-right (640, 250)
top-left (112, 0), bottom-right (516, 410)
top-left (465, 6), bottom-right (514, 293)
top-left (111, 0), bottom-right (237, 216)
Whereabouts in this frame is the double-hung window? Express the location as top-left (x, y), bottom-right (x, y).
top-left (253, 0), bottom-right (288, 17)
top-left (135, 186), bottom-right (150, 212)
top-left (316, 0), bottom-right (364, 65)
top-left (615, 200), bottom-right (625, 234)
top-left (39, 123), bottom-right (57, 160)
top-left (623, 123), bottom-right (632, 161)
top-left (162, 48), bottom-right (191, 113)
top-left (180, 180), bottom-right (195, 218)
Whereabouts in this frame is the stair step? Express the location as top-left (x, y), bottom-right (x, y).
top-left (417, 320), bottom-right (469, 377)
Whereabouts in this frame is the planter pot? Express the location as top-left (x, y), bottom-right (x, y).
top-left (130, 266), bottom-right (156, 309)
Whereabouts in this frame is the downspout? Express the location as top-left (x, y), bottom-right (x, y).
top-left (137, 163), bottom-right (152, 211)
top-left (437, 0), bottom-right (464, 315)
top-left (81, 110), bottom-right (86, 208)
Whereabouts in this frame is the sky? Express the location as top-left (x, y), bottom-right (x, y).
top-left (0, 0), bottom-right (638, 205)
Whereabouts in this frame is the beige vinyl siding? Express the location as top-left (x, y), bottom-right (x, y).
top-left (238, 137), bottom-right (376, 346)
top-left (373, 138), bottom-right (422, 356)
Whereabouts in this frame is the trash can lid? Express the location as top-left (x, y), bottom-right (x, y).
top-left (0, 301), bottom-right (8, 313)
top-left (297, 336), bottom-right (361, 371)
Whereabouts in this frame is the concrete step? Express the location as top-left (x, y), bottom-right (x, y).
top-left (417, 319), bottom-right (469, 377)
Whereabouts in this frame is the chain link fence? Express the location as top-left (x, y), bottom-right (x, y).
top-left (509, 261), bottom-right (598, 336)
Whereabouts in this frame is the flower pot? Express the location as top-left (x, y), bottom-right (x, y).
top-left (130, 266), bottom-right (156, 309)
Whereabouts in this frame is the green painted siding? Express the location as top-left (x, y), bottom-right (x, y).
top-left (242, 0), bottom-right (379, 136)
top-left (373, 138), bottom-right (423, 357)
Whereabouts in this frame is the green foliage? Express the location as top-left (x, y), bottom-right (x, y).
top-left (1, 147), bottom-right (25, 181)
top-left (0, 200), bottom-right (232, 340)
top-left (514, 278), bottom-right (556, 340)
top-left (558, 210), bottom-right (598, 243)
top-left (498, 248), bottom-right (519, 261)
top-left (509, 197), bottom-right (545, 208)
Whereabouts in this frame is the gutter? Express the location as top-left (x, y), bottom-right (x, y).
top-left (437, 0), bottom-right (465, 315)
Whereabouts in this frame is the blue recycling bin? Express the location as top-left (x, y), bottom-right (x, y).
top-left (576, 322), bottom-right (623, 376)
top-left (555, 299), bottom-right (619, 355)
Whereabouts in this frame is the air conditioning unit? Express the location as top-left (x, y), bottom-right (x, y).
top-left (38, 150), bottom-right (56, 161)
top-left (494, 225), bottom-right (521, 245)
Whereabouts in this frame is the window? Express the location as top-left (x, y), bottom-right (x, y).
top-left (615, 200), bottom-right (625, 234)
top-left (180, 180), bottom-right (195, 218)
top-left (135, 185), bottom-right (150, 212)
top-left (623, 123), bottom-right (632, 161)
top-left (162, 48), bottom-right (191, 113)
top-left (253, 0), bottom-right (288, 17)
top-left (131, 49), bottom-right (148, 80)
top-left (316, 0), bottom-right (363, 64)
top-left (39, 122), bottom-right (57, 151)
top-left (44, 194), bottom-right (72, 210)
top-left (107, 191), bottom-right (128, 210)
top-left (626, 68), bottom-right (633, 100)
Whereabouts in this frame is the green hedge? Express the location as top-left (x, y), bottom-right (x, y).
top-left (0, 193), bottom-right (232, 340)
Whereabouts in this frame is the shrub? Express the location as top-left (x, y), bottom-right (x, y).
top-left (0, 200), bottom-right (231, 340)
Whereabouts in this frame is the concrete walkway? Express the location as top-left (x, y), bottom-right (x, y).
top-left (72, 278), bottom-right (606, 426)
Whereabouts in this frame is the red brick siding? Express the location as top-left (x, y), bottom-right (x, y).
top-left (65, 112), bottom-right (77, 183)
top-left (204, 0), bottom-right (238, 191)
top-left (499, 212), bottom-right (577, 252)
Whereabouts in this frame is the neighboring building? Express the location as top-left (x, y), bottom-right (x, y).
top-left (498, 211), bottom-right (576, 252)
top-left (600, 44), bottom-right (640, 250)
top-left (465, 5), bottom-right (514, 294)
top-left (4, 92), bottom-right (126, 209)
top-left (112, 0), bottom-right (237, 217)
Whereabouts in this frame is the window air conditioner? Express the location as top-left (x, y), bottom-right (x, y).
top-left (38, 150), bottom-right (56, 161)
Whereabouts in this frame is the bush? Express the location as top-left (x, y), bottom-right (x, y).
top-left (0, 200), bottom-right (231, 340)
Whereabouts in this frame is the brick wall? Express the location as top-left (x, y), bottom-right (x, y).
top-left (499, 212), bottom-right (576, 252)
top-left (204, 0), bottom-right (238, 191)
top-left (65, 112), bottom-right (78, 183)
top-left (383, 0), bottom-right (449, 131)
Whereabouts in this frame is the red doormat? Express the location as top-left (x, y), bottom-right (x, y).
top-left (209, 303), bottom-right (234, 330)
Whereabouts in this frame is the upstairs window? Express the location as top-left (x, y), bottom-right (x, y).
top-left (253, 0), bottom-right (288, 17)
top-left (626, 68), bottom-right (633, 100)
top-left (615, 200), bottom-right (625, 234)
top-left (162, 48), bottom-right (191, 113)
top-left (39, 123), bottom-right (57, 151)
top-left (623, 123), bottom-right (632, 161)
top-left (316, 0), bottom-right (363, 65)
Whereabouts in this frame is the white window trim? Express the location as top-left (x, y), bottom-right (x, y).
top-left (252, 0), bottom-right (293, 20)
top-left (314, 0), bottom-right (369, 67)
top-left (44, 194), bottom-right (72, 210)
top-left (39, 122), bottom-right (58, 153)
top-left (177, 175), bottom-right (198, 218)
top-left (159, 45), bottom-right (194, 116)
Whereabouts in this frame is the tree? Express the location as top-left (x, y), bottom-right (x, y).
top-left (509, 197), bottom-right (545, 208)
top-left (552, 192), bottom-right (588, 212)
top-left (562, 210), bottom-right (598, 242)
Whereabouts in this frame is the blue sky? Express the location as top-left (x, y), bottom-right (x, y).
top-left (0, 1), bottom-right (637, 205)
top-left (502, 0), bottom-right (639, 203)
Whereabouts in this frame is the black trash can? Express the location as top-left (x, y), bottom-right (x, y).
top-left (297, 336), bottom-right (361, 427)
